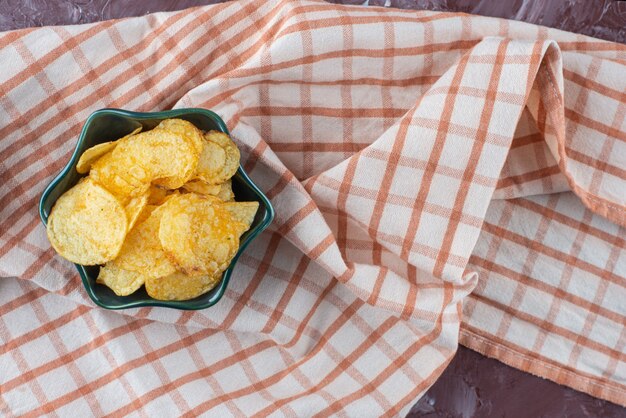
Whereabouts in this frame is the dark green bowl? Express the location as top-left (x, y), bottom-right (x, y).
top-left (39, 108), bottom-right (274, 310)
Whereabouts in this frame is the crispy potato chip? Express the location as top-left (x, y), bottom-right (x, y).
top-left (126, 130), bottom-right (199, 189)
top-left (221, 201), bottom-right (259, 230)
top-left (92, 129), bottom-right (198, 195)
top-left (114, 205), bottom-right (176, 279)
top-left (145, 271), bottom-right (221, 301)
top-left (182, 179), bottom-right (221, 196)
top-left (200, 131), bottom-right (240, 184)
top-left (156, 118), bottom-right (204, 155)
top-left (47, 178), bottom-right (127, 265)
top-left (216, 180), bottom-right (235, 202)
top-left (90, 151), bottom-right (149, 198)
top-left (147, 185), bottom-right (169, 205)
top-left (160, 190), bottom-right (182, 204)
top-left (76, 127), bottom-right (142, 174)
top-left (159, 193), bottom-right (243, 276)
top-left (96, 263), bottom-right (146, 296)
top-left (125, 191), bottom-right (149, 231)
top-left (194, 139), bottom-right (226, 183)
top-left (77, 143), bottom-right (117, 174)
top-left (182, 179), bottom-right (234, 202)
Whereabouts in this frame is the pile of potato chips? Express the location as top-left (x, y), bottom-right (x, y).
top-left (46, 119), bottom-right (258, 301)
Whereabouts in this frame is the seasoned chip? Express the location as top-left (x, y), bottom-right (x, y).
top-left (96, 263), bottom-right (146, 296)
top-left (200, 131), bottom-right (240, 184)
top-left (46, 178), bottom-right (127, 265)
top-left (159, 193), bottom-right (243, 275)
top-left (147, 185), bottom-right (169, 205)
top-left (160, 190), bottom-right (182, 205)
top-left (92, 129), bottom-right (198, 195)
top-left (77, 143), bottom-right (117, 174)
top-left (124, 191), bottom-right (149, 231)
top-left (145, 271), bottom-right (221, 301)
top-left (182, 179), bottom-right (221, 196)
top-left (76, 127), bottom-right (142, 174)
top-left (216, 180), bottom-right (235, 202)
top-left (90, 150), bottom-right (149, 198)
top-left (221, 201), bottom-right (259, 229)
top-left (182, 179), bottom-right (234, 202)
top-left (156, 118), bottom-right (204, 155)
top-left (194, 139), bottom-right (226, 183)
top-left (114, 205), bottom-right (176, 279)
top-left (126, 130), bottom-right (199, 189)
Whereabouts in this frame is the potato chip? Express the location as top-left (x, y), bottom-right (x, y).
top-left (216, 180), bottom-right (235, 202)
top-left (161, 190), bottom-right (182, 204)
top-left (211, 181), bottom-right (232, 202)
top-left (97, 263), bottom-right (146, 296)
top-left (156, 118), bottom-right (204, 155)
top-left (126, 130), bottom-right (199, 189)
top-left (200, 131), bottom-right (240, 184)
top-left (47, 178), bottom-right (127, 265)
top-left (159, 193), bottom-right (243, 275)
top-left (145, 271), bottom-right (221, 301)
top-left (114, 205), bottom-right (176, 279)
top-left (90, 150), bottom-right (149, 198)
top-left (221, 201), bottom-right (259, 229)
top-left (182, 179), bottom-right (234, 202)
top-left (147, 185), bottom-right (169, 205)
top-left (182, 179), bottom-right (221, 196)
top-left (125, 191), bottom-right (149, 231)
top-left (77, 142), bottom-right (117, 174)
top-left (194, 139), bottom-right (226, 183)
top-left (76, 127), bottom-right (142, 174)
top-left (92, 129), bottom-right (199, 195)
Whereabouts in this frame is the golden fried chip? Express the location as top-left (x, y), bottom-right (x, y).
top-left (159, 193), bottom-right (242, 276)
top-left (160, 190), bottom-right (182, 204)
top-left (194, 139), bottom-right (226, 183)
top-left (200, 131), bottom-right (240, 184)
top-left (145, 271), bottom-right (221, 301)
top-left (156, 118), bottom-right (204, 155)
top-left (125, 191), bottom-right (149, 231)
top-left (182, 179), bottom-right (234, 202)
top-left (221, 201), bottom-right (259, 229)
top-left (76, 127), bottom-right (142, 174)
top-left (147, 185), bottom-right (169, 205)
top-left (216, 179), bottom-right (234, 202)
top-left (126, 130), bottom-right (199, 189)
top-left (46, 178), bottom-right (127, 265)
top-left (114, 205), bottom-right (176, 279)
top-left (90, 150), bottom-right (149, 198)
top-left (77, 142), bottom-right (116, 174)
top-left (92, 129), bottom-right (198, 195)
top-left (182, 179), bottom-right (221, 196)
top-left (96, 263), bottom-right (146, 296)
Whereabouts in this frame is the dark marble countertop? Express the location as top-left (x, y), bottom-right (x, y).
top-left (2, 1), bottom-right (624, 417)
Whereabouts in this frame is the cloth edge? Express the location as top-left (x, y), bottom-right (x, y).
top-left (459, 328), bottom-right (626, 407)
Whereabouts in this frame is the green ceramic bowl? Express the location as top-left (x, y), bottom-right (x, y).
top-left (39, 108), bottom-right (274, 310)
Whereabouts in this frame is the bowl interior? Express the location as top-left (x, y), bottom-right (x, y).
top-left (39, 108), bottom-right (274, 310)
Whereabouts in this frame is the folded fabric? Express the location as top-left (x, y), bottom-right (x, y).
top-left (0, 0), bottom-right (624, 415)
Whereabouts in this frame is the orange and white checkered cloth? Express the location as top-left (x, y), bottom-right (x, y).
top-left (1, 0), bottom-right (625, 415)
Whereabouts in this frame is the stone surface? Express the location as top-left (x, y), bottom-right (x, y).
top-left (408, 347), bottom-right (625, 418)
top-left (1, 0), bottom-right (623, 417)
